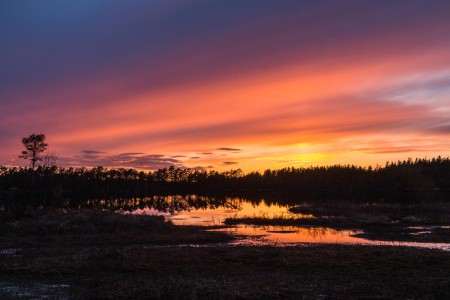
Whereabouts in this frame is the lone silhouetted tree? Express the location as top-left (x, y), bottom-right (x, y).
top-left (19, 133), bottom-right (48, 169)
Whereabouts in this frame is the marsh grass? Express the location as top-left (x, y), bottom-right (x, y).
top-left (225, 202), bottom-right (450, 243)
top-left (1, 244), bottom-right (449, 299)
top-left (1, 210), bottom-right (449, 299)
top-left (0, 210), bottom-right (233, 249)
top-left (289, 201), bottom-right (450, 223)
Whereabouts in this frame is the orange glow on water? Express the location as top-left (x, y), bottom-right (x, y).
top-left (226, 226), bottom-right (365, 244)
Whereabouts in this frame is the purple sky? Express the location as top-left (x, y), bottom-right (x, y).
top-left (1, 0), bottom-right (450, 170)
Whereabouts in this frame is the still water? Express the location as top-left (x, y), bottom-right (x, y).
top-left (134, 200), bottom-right (306, 226)
top-left (126, 195), bottom-right (450, 251)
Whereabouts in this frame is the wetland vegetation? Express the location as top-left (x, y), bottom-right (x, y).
top-left (1, 157), bottom-right (449, 298)
top-left (225, 201), bottom-right (450, 244)
top-left (1, 210), bottom-right (449, 299)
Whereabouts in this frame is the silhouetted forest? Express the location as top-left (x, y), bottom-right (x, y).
top-left (1, 157), bottom-right (449, 218)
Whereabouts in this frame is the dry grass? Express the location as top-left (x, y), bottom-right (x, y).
top-left (1, 210), bottom-right (449, 299)
top-left (0, 210), bottom-right (233, 249)
top-left (1, 244), bottom-right (449, 299)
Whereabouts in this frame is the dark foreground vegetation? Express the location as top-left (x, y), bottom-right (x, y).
top-left (1, 158), bottom-right (449, 298)
top-left (1, 211), bottom-right (449, 299)
top-left (1, 157), bottom-right (449, 219)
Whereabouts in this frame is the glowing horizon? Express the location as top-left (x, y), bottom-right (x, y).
top-left (1, 1), bottom-right (449, 171)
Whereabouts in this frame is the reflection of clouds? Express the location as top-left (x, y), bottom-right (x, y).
top-left (252, 225), bottom-right (361, 243)
top-left (261, 226), bottom-right (345, 238)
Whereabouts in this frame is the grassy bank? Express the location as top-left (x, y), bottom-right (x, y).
top-left (0, 211), bottom-right (449, 298)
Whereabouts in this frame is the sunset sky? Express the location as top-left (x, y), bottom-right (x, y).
top-left (1, 0), bottom-right (450, 171)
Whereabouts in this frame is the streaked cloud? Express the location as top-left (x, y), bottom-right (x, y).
top-left (216, 148), bottom-right (241, 152)
top-left (223, 162), bottom-right (238, 166)
top-left (81, 150), bottom-right (106, 155)
top-left (1, 1), bottom-right (449, 170)
top-left (59, 151), bottom-right (183, 170)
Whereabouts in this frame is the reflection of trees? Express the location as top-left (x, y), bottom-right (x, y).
top-left (78, 195), bottom-right (242, 214)
top-left (263, 226), bottom-right (355, 239)
top-left (305, 227), bottom-right (348, 239)
top-left (1, 157), bottom-right (450, 218)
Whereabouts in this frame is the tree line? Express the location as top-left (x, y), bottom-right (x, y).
top-left (1, 156), bottom-right (449, 205)
top-left (0, 133), bottom-right (448, 218)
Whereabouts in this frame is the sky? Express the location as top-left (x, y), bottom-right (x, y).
top-left (1, 0), bottom-right (450, 171)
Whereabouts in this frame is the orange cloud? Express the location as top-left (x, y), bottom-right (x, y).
top-left (2, 1), bottom-right (450, 170)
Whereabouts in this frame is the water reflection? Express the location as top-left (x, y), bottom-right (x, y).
top-left (85, 194), bottom-right (242, 215)
top-left (215, 226), bottom-right (450, 251)
top-left (84, 195), bottom-right (450, 251)
top-left (219, 226), bottom-right (364, 244)
top-left (95, 195), bottom-right (309, 225)
top-left (141, 200), bottom-right (304, 226)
